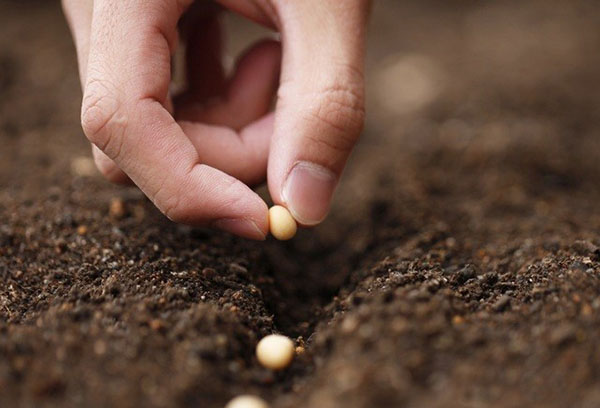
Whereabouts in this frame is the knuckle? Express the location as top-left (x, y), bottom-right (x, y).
top-left (318, 85), bottom-right (365, 133)
top-left (81, 79), bottom-right (127, 159)
top-left (305, 81), bottom-right (366, 153)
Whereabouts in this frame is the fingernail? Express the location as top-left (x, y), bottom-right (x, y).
top-left (212, 218), bottom-right (266, 240)
top-left (282, 161), bottom-right (337, 226)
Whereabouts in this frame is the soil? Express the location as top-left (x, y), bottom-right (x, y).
top-left (2, 1), bottom-right (600, 407)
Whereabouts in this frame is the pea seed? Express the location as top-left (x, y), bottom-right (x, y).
top-left (225, 395), bottom-right (269, 408)
top-left (268, 206), bottom-right (297, 241)
top-left (256, 334), bottom-right (295, 370)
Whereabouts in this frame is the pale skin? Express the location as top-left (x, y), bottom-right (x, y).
top-left (62, 0), bottom-right (370, 240)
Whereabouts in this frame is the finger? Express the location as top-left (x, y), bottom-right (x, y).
top-left (209, 39), bottom-right (281, 129)
top-left (268, 1), bottom-right (369, 226)
top-left (177, 39), bottom-right (281, 130)
top-left (181, 112), bottom-right (274, 186)
top-left (176, 40), bottom-right (281, 184)
top-left (215, 0), bottom-right (277, 28)
top-left (82, 0), bottom-right (268, 239)
top-left (62, 0), bottom-right (93, 87)
top-left (63, 0), bottom-right (129, 183)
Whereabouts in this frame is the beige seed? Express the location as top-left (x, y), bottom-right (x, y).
top-left (268, 206), bottom-right (297, 241)
top-left (225, 395), bottom-right (269, 408)
top-left (256, 334), bottom-right (295, 370)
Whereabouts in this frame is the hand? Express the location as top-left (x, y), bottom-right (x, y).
top-left (62, 0), bottom-right (369, 239)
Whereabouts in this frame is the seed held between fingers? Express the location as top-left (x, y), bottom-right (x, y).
top-left (268, 205), bottom-right (297, 240)
top-left (256, 334), bottom-right (295, 370)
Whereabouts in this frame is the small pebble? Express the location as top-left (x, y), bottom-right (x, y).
top-left (268, 206), bottom-right (297, 241)
top-left (149, 319), bottom-right (165, 332)
top-left (581, 303), bottom-right (593, 316)
top-left (70, 156), bottom-right (96, 177)
top-left (93, 340), bottom-right (107, 356)
top-left (256, 334), bottom-right (295, 370)
top-left (452, 315), bottom-right (465, 325)
top-left (225, 395), bottom-right (269, 408)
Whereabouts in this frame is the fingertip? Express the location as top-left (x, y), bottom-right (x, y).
top-left (175, 165), bottom-right (269, 239)
top-left (211, 186), bottom-right (269, 240)
top-left (280, 161), bottom-right (337, 226)
top-left (248, 195), bottom-right (270, 239)
top-left (212, 218), bottom-right (267, 240)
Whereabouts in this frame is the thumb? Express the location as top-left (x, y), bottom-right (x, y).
top-left (268, 0), bottom-right (369, 226)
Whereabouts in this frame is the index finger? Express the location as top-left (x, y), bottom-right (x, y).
top-left (82, 0), bottom-right (268, 239)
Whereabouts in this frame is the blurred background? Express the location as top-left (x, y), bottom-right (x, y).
top-left (2, 0), bottom-right (600, 192)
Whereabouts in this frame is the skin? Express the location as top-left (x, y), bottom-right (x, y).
top-left (62, 0), bottom-right (370, 240)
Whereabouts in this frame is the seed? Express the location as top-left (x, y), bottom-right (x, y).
top-left (268, 206), bottom-right (297, 241)
top-left (225, 395), bottom-right (269, 408)
top-left (256, 334), bottom-right (295, 370)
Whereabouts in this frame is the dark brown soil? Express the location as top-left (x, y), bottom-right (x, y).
top-left (2, 1), bottom-right (600, 407)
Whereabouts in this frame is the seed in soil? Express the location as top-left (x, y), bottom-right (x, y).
top-left (225, 395), bottom-right (269, 408)
top-left (268, 206), bottom-right (297, 241)
top-left (256, 334), bottom-right (295, 370)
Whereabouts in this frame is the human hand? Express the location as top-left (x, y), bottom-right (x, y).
top-left (62, 0), bottom-right (369, 239)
